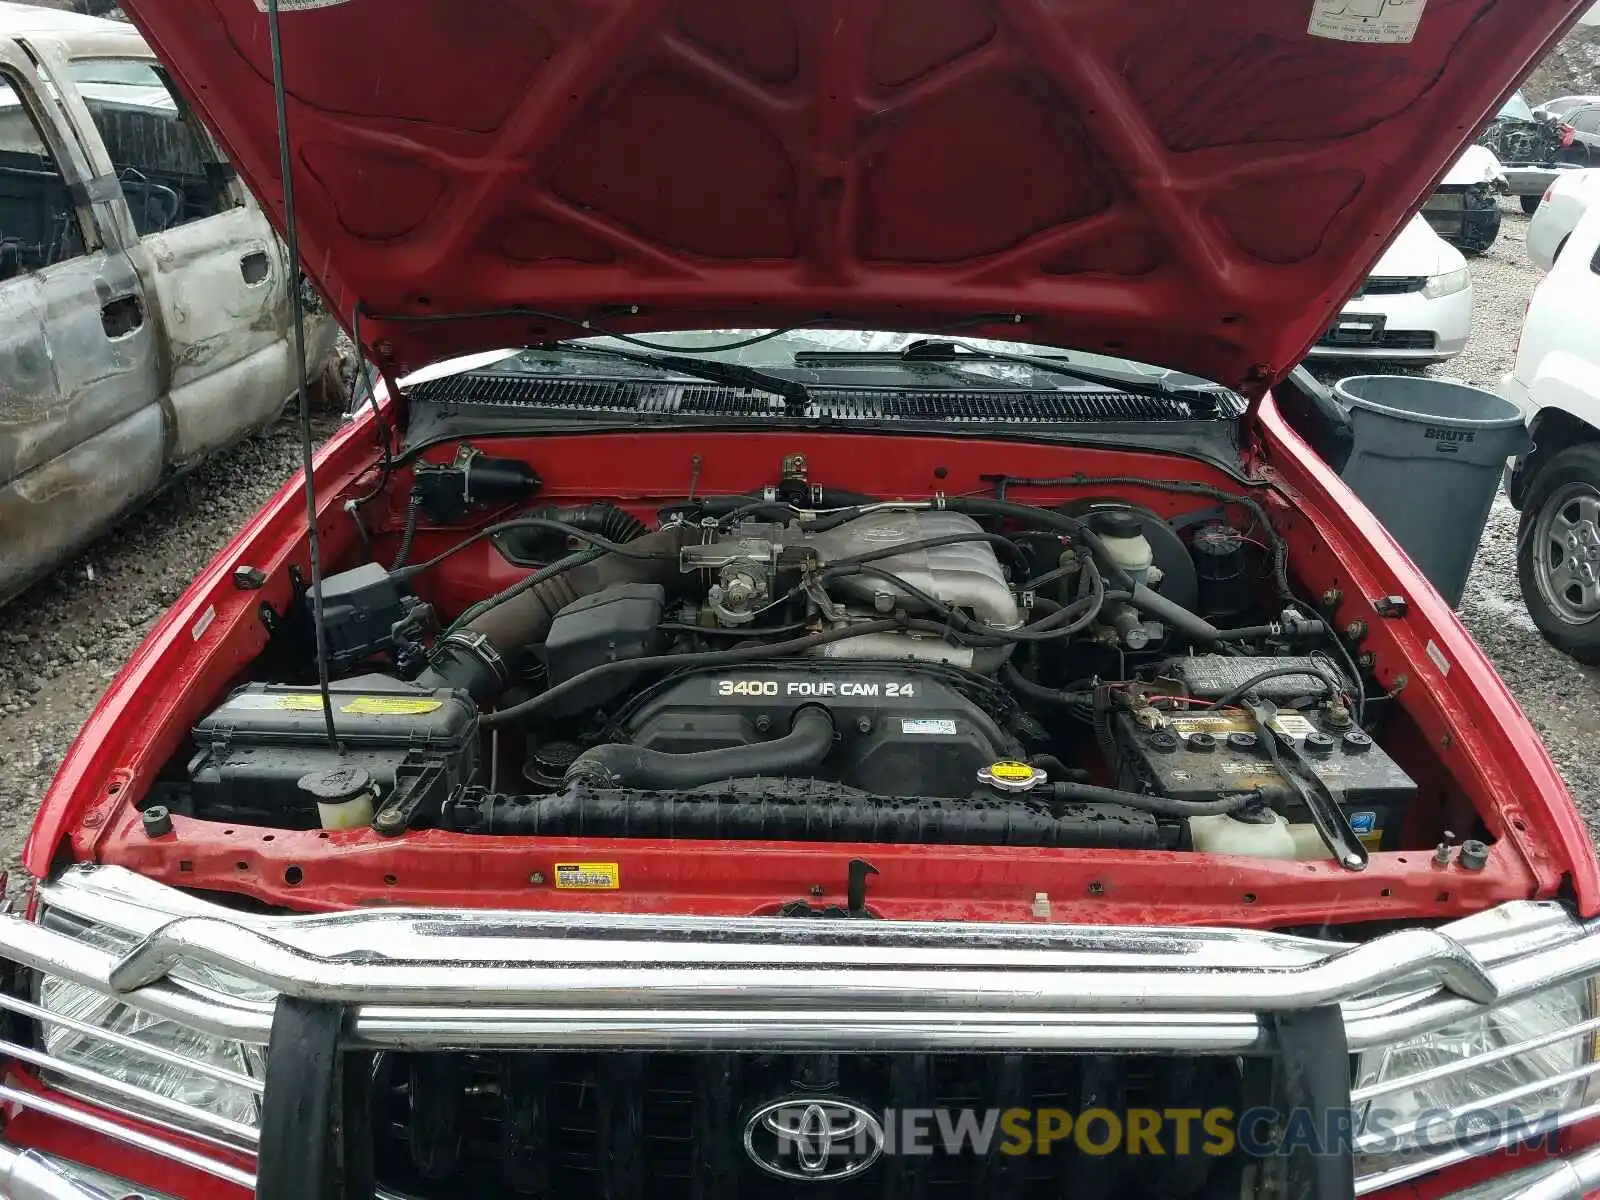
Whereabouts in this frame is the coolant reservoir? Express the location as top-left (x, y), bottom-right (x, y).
top-left (1090, 509), bottom-right (1155, 582)
top-left (1189, 811), bottom-right (1298, 859)
top-left (1190, 811), bottom-right (1338, 861)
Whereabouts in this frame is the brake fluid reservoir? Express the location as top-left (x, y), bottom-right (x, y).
top-left (1189, 811), bottom-right (1298, 859)
top-left (1090, 509), bottom-right (1155, 583)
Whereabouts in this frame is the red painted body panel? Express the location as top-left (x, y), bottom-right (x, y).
top-left (9, 391), bottom-right (1598, 1196)
top-left (117, 0), bottom-right (1583, 392)
top-left (26, 394), bottom-right (1598, 923)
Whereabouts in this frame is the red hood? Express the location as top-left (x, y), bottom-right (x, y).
top-left (122, 0), bottom-right (1577, 391)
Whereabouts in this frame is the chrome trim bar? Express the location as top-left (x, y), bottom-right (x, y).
top-left (0, 1145), bottom-right (118, 1200)
top-left (103, 912), bottom-right (1501, 1010)
top-left (1351, 1014), bottom-right (1600, 1102)
top-left (0, 1035), bottom-right (257, 1147)
top-left (1355, 1097), bottom-right (1600, 1195)
top-left (5, 865), bottom-right (1600, 1199)
top-left (0, 990), bottom-right (263, 1095)
top-left (0, 866), bottom-right (1588, 1053)
top-left (1354, 1056), bottom-right (1600, 1152)
top-left (0, 1085), bottom-right (253, 1191)
top-left (1501, 1141), bottom-right (1600, 1200)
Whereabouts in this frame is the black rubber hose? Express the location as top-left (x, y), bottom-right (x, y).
top-left (527, 503), bottom-right (647, 544)
top-left (1050, 780), bottom-right (1260, 817)
top-left (1000, 662), bottom-right (1093, 707)
top-left (480, 618), bottom-right (904, 728)
top-left (1205, 664), bottom-right (1342, 710)
top-left (939, 498), bottom-right (1223, 643)
top-left (564, 707), bottom-right (836, 790)
top-left (388, 492), bottom-right (421, 572)
top-left (983, 474), bottom-right (1294, 602)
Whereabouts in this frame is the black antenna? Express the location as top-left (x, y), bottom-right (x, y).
top-left (264, 0), bottom-right (339, 750)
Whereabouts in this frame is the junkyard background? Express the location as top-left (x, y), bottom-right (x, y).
top-left (0, 5), bottom-right (1598, 874)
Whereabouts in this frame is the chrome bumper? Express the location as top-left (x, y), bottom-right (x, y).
top-left (0, 865), bottom-right (1599, 1199)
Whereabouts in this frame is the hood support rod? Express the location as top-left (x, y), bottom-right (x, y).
top-left (264, 0), bottom-right (338, 750)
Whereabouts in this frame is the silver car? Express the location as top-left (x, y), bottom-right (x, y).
top-left (0, 3), bottom-right (334, 606)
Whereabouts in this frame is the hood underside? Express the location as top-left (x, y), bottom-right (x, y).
top-left (122, 0), bottom-right (1578, 392)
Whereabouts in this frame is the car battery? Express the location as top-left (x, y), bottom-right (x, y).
top-left (1113, 706), bottom-right (1414, 851)
top-left (187, 674), bottom-right (478, 827)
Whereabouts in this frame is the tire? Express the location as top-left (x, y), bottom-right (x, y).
top-left (1456, 203), bottom-right (1501, 255)
top-left (1554, 234), bottom-right (1570, 264)
top-left (1517, 443), bottom-right (1600, 663)
top-left (1521, 194), bottom-right (1541, 215)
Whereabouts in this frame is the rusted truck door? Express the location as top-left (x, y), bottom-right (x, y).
top-left (0, 43), bottom-right (163, 606)
top-left (43, 47), bottom-right (302, 468)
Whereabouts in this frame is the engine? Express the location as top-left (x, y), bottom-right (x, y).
top-left (171, 476), bottom-right (1417, 865)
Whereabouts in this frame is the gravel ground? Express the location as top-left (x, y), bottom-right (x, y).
top-left (0, 412), bottom-right (337, 878)
top-left (0, 206), bottom-right (1596, 878)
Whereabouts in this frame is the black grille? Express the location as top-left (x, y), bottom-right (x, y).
top-left (406, 374), bottom-right (1246, 424)
top-left (1317, 328), bottom-right (1437, 350)
top-left (1375, 330), bottom-right (1438, 350)
top-left (372, 1051), bottom-right (1246, 1200)
top-left (1353, 276), bottom-right (1427, 297)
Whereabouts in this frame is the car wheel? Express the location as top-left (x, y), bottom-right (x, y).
top-left (1554, 234), bottom-right (1570, 264)
top-left (1517, 444), bottom-right (1600, 662)
top-left (1457, 205), bottom-right (1501, 255)
top-left (1521, 194), bottom-right (1541, 214)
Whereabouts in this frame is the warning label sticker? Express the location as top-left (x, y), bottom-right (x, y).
top-left (554, 862), bottom-right (620, 890)
top-left (1308, 0), bottom-right (1426, 45)
top-left (252, 0), bottom-right (351, 11)
top-left (1169, 712), bottom-right (1318, 739)
top-left (340, 697), bottom-right (444, 716)
top-left (226, 693), bottom-right (327, 712)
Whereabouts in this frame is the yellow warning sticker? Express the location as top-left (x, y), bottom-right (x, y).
top-left (270, 694), bottom-right (328, 711)
top-left (988, 761), bottom-right (1036, 782)
top-left (554, 862), bottom-right (620, 890)
top-left (340, 697), bottom-right (444, 716)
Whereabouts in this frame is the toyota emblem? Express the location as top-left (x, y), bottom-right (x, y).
top-left (742, 1097), bottom-right (885, 1181)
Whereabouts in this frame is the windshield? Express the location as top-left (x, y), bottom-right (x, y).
top-left (1500, 91), bottom-right (1536, 121)
top-left (445, 328), bottom-right (1230, 398)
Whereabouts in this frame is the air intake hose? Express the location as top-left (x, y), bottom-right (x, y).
top-left (563, 707), bottom-right (836, 790)
top-left (497, 503), bottom-right (649, 561)
top-left (417, 525), bottom-right (689, 703)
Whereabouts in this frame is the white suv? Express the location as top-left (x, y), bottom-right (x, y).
top-left (1501, 202), bottom-right (1600, 659)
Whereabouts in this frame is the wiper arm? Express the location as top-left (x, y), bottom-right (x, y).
top-left (796, 339), bottom-right (1221, 413)
top-left (544, 342), bottom-right (810, 414)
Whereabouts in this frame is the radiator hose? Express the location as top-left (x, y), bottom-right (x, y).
top-left (562, 707), bottom-right (836, 790)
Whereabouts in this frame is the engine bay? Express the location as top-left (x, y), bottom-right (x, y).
top-left (147, 443), bottom-right (1443, 873)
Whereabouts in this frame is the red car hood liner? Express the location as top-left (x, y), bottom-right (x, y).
top-left (119, 0), bottom-right (1577, 390)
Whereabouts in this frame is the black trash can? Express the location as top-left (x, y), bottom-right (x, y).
top-left (1334, 376), bottom-right (1529, 608)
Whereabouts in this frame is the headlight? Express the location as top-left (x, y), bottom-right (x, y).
top-left (1423, 268), bottom-right (1471, 299)
top-left (39, 976), bottom-right (264, 1128)
top-left (1354, 981), bottom-right (1599, 1173)
top-left (33, 914), bottom-right (266, 1133)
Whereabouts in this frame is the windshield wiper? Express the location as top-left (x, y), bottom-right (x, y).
top-left (794, 339), bottom-right (1221, 413)
top-left (542, 342), bottom-right (810, 414)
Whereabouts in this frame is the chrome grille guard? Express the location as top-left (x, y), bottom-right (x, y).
top-left (0, 864), bottom-right (1599, 1200)
top-left (5, 865), bottom-right (1597, 1053)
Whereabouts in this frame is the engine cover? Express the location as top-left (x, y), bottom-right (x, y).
top-left (617, 665), bottom-right (1016, 797)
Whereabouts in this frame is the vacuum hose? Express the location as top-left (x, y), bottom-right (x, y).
top-left (563, 707), bottom-right (836, 789)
